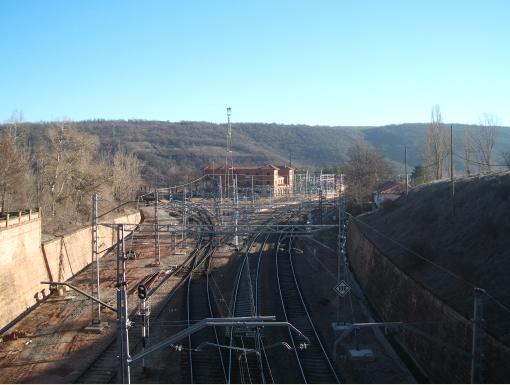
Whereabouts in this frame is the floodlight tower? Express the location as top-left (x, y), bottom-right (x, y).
top-left (225, 107), bottom-right (233, 199)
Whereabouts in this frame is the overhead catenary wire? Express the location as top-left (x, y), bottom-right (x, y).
top-left (161, 175), bottom-right (209, 190)
top-left (453, 152), bottom-right (509, 168)
top-left (348, 213), bottom-right (510, 317)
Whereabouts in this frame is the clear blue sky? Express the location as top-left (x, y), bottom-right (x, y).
top-left (1, 0), bottom-right (509, 126)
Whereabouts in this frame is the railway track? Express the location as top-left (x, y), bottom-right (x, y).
top-left (76, 199), bottom-right (341, 384)
top-left (75, 202), bottom-right (214, 383)
top-left (180, 236), bottom-right (227, 383)
top-left (226, 209), bottom-right (299, 384)
top-left (227, 231), bottom-right (271, 383)
top-left (275, 229), bottom-right (340, 384)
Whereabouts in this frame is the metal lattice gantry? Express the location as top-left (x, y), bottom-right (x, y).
top-left (90, 182), bottom-right (344, 384)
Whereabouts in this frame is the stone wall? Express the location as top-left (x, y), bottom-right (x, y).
top-left (0, 211), bottom-right (140, 331)
top-left (0, 216), bottom-right (47, 331)
top-left (348, 221), bottom-right (510, 383)
top-left (41, 212), bottom-right (140, 283)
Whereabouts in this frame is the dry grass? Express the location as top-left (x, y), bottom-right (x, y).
top-left (357, 172), bottom-right (510, 342)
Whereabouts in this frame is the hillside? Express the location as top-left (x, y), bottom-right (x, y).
top-left (3, 120), bottom-right (510, 183)
top-left (354, 173), bottom-right (510, 342)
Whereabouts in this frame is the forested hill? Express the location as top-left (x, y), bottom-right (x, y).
top-left (4, 120), bottom-right (510, 183)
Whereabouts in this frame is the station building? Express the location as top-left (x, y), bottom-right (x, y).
top-left (203, 164), bottom-right (294, 196)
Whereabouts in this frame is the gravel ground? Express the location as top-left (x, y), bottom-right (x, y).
top-left (291, 211), bottom-right (416, 383)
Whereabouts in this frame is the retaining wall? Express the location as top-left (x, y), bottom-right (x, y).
top-left (348, 220), bottom-right (510, 383)
top-left (0, 211), bottom-right (140, 331)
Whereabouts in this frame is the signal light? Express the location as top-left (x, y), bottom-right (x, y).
top-left (138, 284), bottom-right (147, 299)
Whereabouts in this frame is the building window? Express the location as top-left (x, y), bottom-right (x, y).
top-left (267, 173), bottom-right (270, 176)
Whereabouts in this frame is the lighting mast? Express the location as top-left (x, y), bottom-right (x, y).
top-left (226, 107), bottom-right (233, 198)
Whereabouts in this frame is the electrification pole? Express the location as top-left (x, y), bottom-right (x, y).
top-left (219, 175), bottom-right (223, 225)
top-left (471, 288), bottom-right (484, 384)
top-left (451, 125), bottom-right (455, 198)
top-left (305, 170), bottom-right (309, 199)
top-left (251, 175), bottom-right (255, 206)
top-left (154, 190), bottom-right (160, 265)
top-left (404, 146), bottom-right (408, 197)
top-left (234, 175), bottom-right (239, 248)
top-left (226, 107), bottom-right (232, 200)
top-left (91, 193), bottom-right (101, 324)
top-left (319, 189), bottom-right (323, 225)
top-left (181, 187), bottom-right (188, 247)
top-left (451, 125), bottom-right (455, 217)
top-left (116, 224), bottom-right (130, 383)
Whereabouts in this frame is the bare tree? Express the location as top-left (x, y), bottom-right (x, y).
top-left (6, 110), bottom-right (25, 145)
top-left (0, 118), bottom-right (144, 233)
top-left (467, 114), bottom-right (499, 173)
top-left (110, 150), bottom-right (142, 203)
top-left (501, 151), bottom-right (510, 170)
top-left (0, 133), bottom-right (32, 212)
top-left (422, 105), bottom-right (449, 180)
top-left (36, 122), bottom-right (103, 228)
top-left (463, 127), bottom-right (475, 176)
top-left (344, 140), bottom-right (394, 204)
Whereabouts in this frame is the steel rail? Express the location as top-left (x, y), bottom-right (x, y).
top-left (184, 204), bottom-right (229, 384)
top-left (227, 209), bottom-right (296, 383)
top-left (275, 227), bottom-right (307, 382)
top-left (74, 202), bottom-right (211, 383)
top-left (287, 235), bottom-right (341, 383)
top-left (275, 218), bottom-right (341, 384)
top-left (230, 230), bottom-right (268, 383)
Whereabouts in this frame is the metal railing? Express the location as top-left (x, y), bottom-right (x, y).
top-left (0, 208), bottom-right (40, 229)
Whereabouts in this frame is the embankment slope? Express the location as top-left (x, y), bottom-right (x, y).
top-left (348, 173), bottom-right (510, 382)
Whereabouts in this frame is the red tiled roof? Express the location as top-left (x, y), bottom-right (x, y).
top-left (377, 180), bottom-right (408, 194)
top-left (203, 164), bottom-right (282, 171)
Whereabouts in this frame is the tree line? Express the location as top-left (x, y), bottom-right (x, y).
top-left (320, 105), bottom-right (507, 208)
top-left (420, 105), bottom-right (504, 180)
top-left (0, 114), bottom-right (142, 234)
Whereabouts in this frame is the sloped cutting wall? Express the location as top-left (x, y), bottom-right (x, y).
top-left (348, 221), bottom-right (510, 383)
top-left (0, 211), bottom-right (140, 331)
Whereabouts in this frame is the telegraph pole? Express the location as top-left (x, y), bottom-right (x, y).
top-left (91, 193), bottom-right (101, 324)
